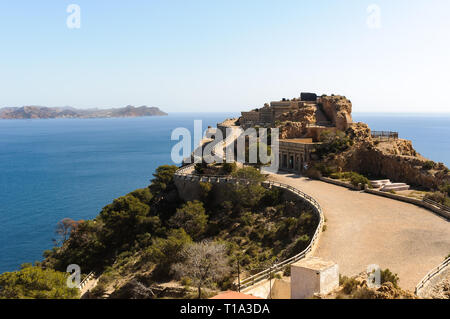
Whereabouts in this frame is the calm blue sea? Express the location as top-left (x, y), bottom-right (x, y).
top-left (0, 112), bottom-right (449, 273)
top-left (0, 113), bottom-right (237, 273)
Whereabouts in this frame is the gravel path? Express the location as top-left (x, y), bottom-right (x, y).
top-left (268, 172), bottom-right (450, 291)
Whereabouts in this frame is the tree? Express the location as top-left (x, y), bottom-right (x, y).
top-left (222, 162), bottom-right (237, 175)
top-left (149, 165), bottom-right (178, 194)
top-left (316, 130), bottom-right (352, 158)
top-left (99, 195), bottom-right (158, 248)
top-left (144, 229), bottom-right (192, 270)
top-left (172, 241), bottom-right (231, 299)
top-left (169, 201), bottom-right (208, 240)
top-left (231, 167), bottom-right (266, 182)
top-left (0, 264), bottom-right (79, 299)
top-left (53, 218), bottom-right (82, 246)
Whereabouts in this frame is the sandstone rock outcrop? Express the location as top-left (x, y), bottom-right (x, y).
top-left (277, 104), bottom-right (316, 125)
top-left (278, 121), bottom-right (307, 139)
top-left (319, 95), bottom-right (353, 130)
top-left (328, 139), bottom-right (450, 189)
top-left (346, 122), bottom-right (372, 142)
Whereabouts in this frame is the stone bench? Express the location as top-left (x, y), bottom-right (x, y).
top-left (370, 179), bottom-right (391, 188)
top-left (381, 183), bottom-right (410, 192)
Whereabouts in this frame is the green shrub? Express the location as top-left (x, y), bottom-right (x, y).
top-left (194, 163), bottom-right (205, 174)
top-left (329, 171), bottom-right (370, 188)
top-left (339, 275), bottom-right (359, 294)
top-left (169, 201), bottom-right (208, 240)
top-left (181, 277), bottom-right (192, 287)
top-left (199, 182), bottom-right (212, 200)
top-left (316, 130), bottom-right (352, 158)
top-left (422, 161), bottom-right (435, 170)
top-left (305, 167), bottom-right (322, 180)
top-left (222, 162), bottom-right (237, 174)
top-left (380, 268), bottom-right (399, 288)
top-left (231, 167), bottom-right (265, 182)
top-left (424, 191), bottom-right (450, 206)
top-left (0, 265), bottom-right (79, 299)
top-left (438, 183), bottom-right (450, 197)
top-left (329, 172), bottom-right (342, 180)
top-left (313, 164), bottom-right (336, 177)
top-left (347, 172), bottom-right (371, 188)
top-left (90, 283), bottom-right (107, 299)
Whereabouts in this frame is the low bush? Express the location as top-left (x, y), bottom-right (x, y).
top-left (424, 191), bottom-right (450, 206)
top-left (305, 167), bottom-right (322, 180)
top-left (438, 183), bottom-right (450, 197)
top-left (222, 162), bottom-right (237, 175)
top-left (348, 172), bottom-right (371, 188)
top-left (380, 268), bottom-right (400, 288)
top-left (339, 275), bottom-right (359, 295)
top-left (316, 130), bottom-right (352, 158)
top-left (422, 161), bottom-right (435, 170)
top-left (330, 171), bottom-right (371, 188)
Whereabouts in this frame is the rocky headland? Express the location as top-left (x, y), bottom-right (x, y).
top-left (0, 105), bottom-right (168, 119)
top-left (236, 92), bottom-right (450, 190)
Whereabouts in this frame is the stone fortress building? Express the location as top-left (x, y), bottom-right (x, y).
top-left (237, 92), bottom-right (354, 173)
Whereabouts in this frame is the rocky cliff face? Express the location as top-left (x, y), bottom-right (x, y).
top-left (277, 104), bottom-right (316, 125)
top-left (319, 95), bottom-right (353, 130)
top-left (278, 121), bottom-right (307, 139)
top-left (328, 132), bottom-right (450, 189)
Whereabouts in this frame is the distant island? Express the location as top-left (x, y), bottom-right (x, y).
top-left (0, 105), bottom-right (168, 119)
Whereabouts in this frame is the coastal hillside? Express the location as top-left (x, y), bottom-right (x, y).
top-left (0, 105), bottom-right (167, 119)
top-left (1, 165), bottom-right (318, 299)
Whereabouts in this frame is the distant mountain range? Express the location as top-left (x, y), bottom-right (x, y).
top-left (0, 105), bottom-right (168, 119)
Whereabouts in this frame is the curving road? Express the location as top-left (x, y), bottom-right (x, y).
top-left (268, 172), bottom-right (450, 291)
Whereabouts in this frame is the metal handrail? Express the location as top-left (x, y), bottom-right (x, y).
top-left (78, 271), bottom-right (95, 289)
top-left (174, 164), bottom-right (324, 290)
top-left (371, 131), bottom-right (399, 140)
top-left (415, 257), bottom-right (450, 295)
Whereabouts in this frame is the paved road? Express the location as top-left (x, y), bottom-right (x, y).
top-left (269, 172), bottom-right (450, 291)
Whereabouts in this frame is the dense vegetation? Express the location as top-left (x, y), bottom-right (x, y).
top-left (28, 165), bottom-right (318, 299)
top-left (336, 268), bottom-right (411, 299)
top-left (315, 130), bottom-right (353, 159)
top-left (306, 163), bottom-right (371, 188)
top-left (0, 264), bottom-right (79, 299)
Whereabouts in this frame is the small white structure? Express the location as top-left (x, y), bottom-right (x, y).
top-left (370, 179), bottom-right (410, 192)
top-left (291, 257), bottom-right (339, 299)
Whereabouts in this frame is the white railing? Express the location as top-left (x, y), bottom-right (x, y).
top-left (174, 165), bottom-right (324, 290)
top-left (415, 257), bottom-right (450, 296)
top-left (239, 181), bottom-right (323, 290)
top-left (78, 271), bottom-right (95, 290)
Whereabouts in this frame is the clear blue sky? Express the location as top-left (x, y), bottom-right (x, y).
top-left (1, 0), bottom-right (449, 113)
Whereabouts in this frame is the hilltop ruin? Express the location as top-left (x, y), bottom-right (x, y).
top-left (224, 92), bottom-right (450, 190)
